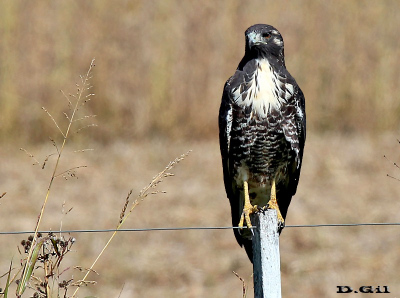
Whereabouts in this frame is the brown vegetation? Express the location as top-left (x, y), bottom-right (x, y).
top-left (1, 135), bottom-right (400, 297)
top-left (1, 1), bottom-right (400, 143)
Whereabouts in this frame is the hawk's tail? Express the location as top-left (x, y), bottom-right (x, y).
top-left (243, 239), bottom-right (253, 263)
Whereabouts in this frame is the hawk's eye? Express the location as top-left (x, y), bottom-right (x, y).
top-left (262, 32), bottom-right (272, 39)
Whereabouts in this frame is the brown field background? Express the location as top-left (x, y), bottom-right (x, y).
top-left (1, 1), bottom-right (400, 297)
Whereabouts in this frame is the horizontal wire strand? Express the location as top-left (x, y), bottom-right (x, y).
top-left (0, 222), bottom-right (400, 235)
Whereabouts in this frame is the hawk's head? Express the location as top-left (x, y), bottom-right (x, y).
top-left (244, 24), bottom-right (284, 63)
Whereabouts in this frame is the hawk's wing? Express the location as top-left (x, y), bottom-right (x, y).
top-left (278, 82), bottom-right (306, 219)
top-left (218, 71), bottom-right (254, 255)
top-left (218, 59), bottom-right (258, 175)
top-left (218, 76), bottom-right (235, 205)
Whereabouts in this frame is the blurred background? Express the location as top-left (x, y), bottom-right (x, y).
top-left (1, 1), bottom-right (400, 297)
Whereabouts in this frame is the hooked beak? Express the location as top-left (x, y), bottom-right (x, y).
top-left (247, 32), bottom-right (262, 48)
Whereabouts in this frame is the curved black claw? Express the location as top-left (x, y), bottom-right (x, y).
top-left (277, 220), bottom-right (285, 234)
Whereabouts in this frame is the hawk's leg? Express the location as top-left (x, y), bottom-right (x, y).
top-left (267, 179), bottom-right (285, 230)
top-left (239, 181), bottom-right (258, 229)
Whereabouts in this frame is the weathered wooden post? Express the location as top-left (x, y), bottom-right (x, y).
top-left (251, 209), bottom-right (282, 298)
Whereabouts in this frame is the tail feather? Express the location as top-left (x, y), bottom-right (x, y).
top-left (243, 239), bottom-right (253, 263)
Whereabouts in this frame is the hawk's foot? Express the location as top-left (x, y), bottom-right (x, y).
top-left (238, 181), bottom-right (258, 229)
top-left (258, 204), bottom-right (285, 233)
top-left (267, 179), bottom-right (285, 232)
top-left (239, 201), bottom-right (258, 229)
top-left (267, 197), bottom-right (284, 223)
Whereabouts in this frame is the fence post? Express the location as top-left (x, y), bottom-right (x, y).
top-left (251, 209), bottom-right (282, 298)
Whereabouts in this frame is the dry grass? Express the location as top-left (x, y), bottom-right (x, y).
top-left (71, 150), bottom-right (191, 297)
top-left (15, 59), bottom-right (97, 297)
top-left (1, 134), bottom-right (400, 297)
top-left (1, 59), bottom-right (192, 297)
top-left (0, 1), bottom-right (400, 144)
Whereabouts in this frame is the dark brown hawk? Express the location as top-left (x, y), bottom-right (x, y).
top-left (219, 24), bottom-right (306, 262)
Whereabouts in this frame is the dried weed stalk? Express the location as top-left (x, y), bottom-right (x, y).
top-left (71, 151), bottom-right (191, 297)
top-left (16, 59), bottom-right (97, 297)
top-left (233, 271), bottom-right (247, 298)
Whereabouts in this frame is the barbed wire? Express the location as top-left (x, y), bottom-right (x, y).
top-left (0, 222), bottom-right (399, 235)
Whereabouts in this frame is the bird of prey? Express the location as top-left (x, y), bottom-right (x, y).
top-left (219, 24), bottom-right (306, 262)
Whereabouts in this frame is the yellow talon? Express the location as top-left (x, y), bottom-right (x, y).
top-left (267, 179), bottom-right (284, 224)
top-left (239, 181), bottom-right (258, 229)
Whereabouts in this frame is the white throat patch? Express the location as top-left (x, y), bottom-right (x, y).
top-left (233, 59), bottom-right (294, 117)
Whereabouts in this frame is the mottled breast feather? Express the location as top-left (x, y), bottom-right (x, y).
top-left (223, 57), bottom-right (304, 185)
